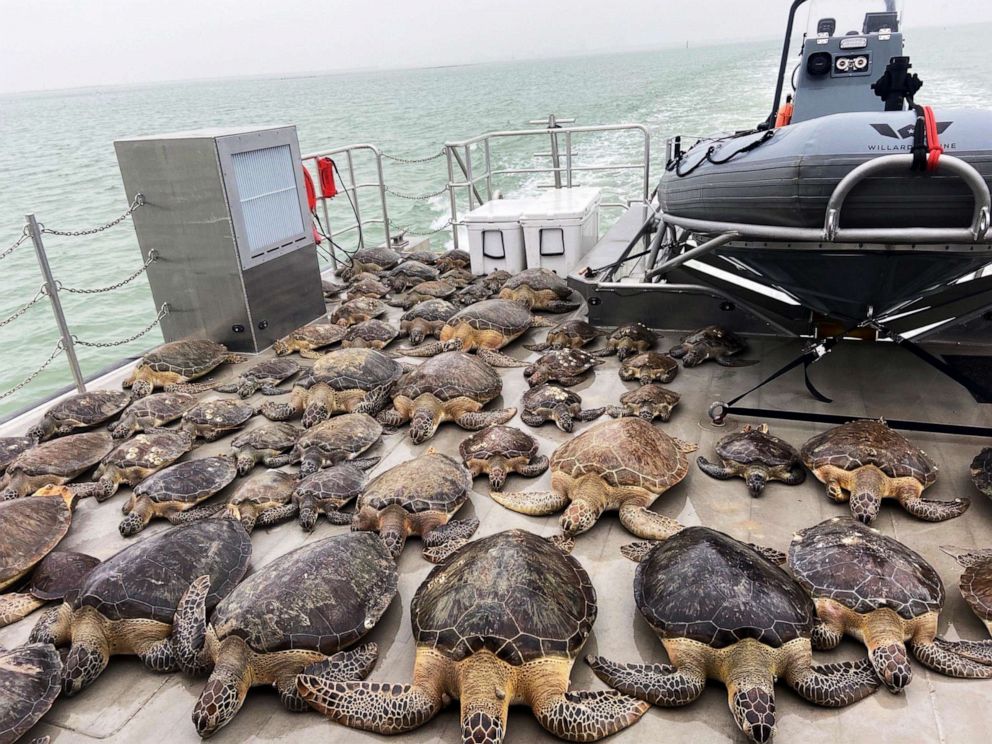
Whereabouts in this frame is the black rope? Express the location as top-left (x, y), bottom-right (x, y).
top-left (669, 130), bottom-right (775, 178)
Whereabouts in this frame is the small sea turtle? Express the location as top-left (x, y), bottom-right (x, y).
top-left (0, 437), bottom-right (35, 475)
top-left (292, 461), bottom-right (376, 530)
top-left (401, 299), bottom-right (553, 367)
top-left (452, 282), bottom-right (492, 307)
top-left (801, 419), bottom-right (961, 523)
top-left (272, 321), bottom-right (347, 359)
top-left (477, 269), bottom-right (512, 293)
top-left (398, 298), bottom-right (457, 345)
top-left (92, 428), bottom-right (194, 501)
top-left (596, 322), bottom-right (658, 361)
top-left (330, 296), bottom-right (387, 327)
top-left (619, 351), bottom-right (679, 384)
top-left (607, 384), bottom-right (681, 422)
top-left (789, 517), bottom-right (992, 692)
top-left (345, 275), bottom-right (390, 299)
top-left (459, 425), bottom-right (549, 491)
top-left (178, 398), bottom-right (255, 442)
top-left (28, 390), bottom-right (132, 441)
top-left (697, 424), bottom-right (805, 497)
top-left (0, 643), bottom-right (61, 744)
top-left (435, 248), bottom-right (471, 272)
top-left (340, 246), bottom-right (401, 279)
top-left (388, 279), bottom-right (456, 309)
top-left (493, 418), bottom-right (696, 545)
top-left (351, 448), bottom-right (478, 561)
top-left (231, 422), bottom-right (303, 475)
top-left (669, 325), bottom-right (755, 367)
top-left (1, 431), bottom-right (114, 500)
top-left (439, 268), bottom-right (474, 288)
top-left (524, 318), bottom-right (604, 352)
top-left (110, 392), bottom-right (198, 439)
top-left (259, 348), bottom-right (403, 426)
top-left (521, 383), bottom-right (605, 432)
top-left (384, 259), bottom-right (439, 291)
top-left (970, 448), bottom-right (992, 498)
top-left (378, 351), bottom-right (516, 444)
top-left (32, 519), bottom-right (251, 696)
top-left (216, 469), bottom-right (300, 533)
top-left (289, 413), bottom-right (382, 476)
top-left (299, 529), bottom-right (648, 742)
top-left (341, 319), bottom-right (399, 350)
top-left (322, 278), bottom-right (347, 298)
top-left (123, 340), bottom-right (246, 398)
top-left (0, 551), bottom-right (100, 627)
top-left (174, 532), bottom-right (397, 737)
top-left (400, 249), bottom-right (438, 266)
top-left (119, 456), bottom-right (239, 536)
top-left (940, 545), bottom-right (992, 642)
top-left (589, 527), bottom-right (879, 744)
top-left (524, 348), bottom-right (605, 387)
top-left (498, 267), bottom-right (579, 312)
top-left (214, 358), bottom-right (300, 398)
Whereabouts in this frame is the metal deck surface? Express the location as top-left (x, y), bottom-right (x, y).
top-left (3, 295), bottom-right (991, 744)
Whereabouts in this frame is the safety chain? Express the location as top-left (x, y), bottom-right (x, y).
top-left (59, 250), bottom-right (158, 294)
top-left (74, 303), bottom-right (169, 348)
top-left (39, 193), bottom-right (144, 237)
top-left (381, 149), bottom-right (446, 164)
top-left (0, 228), bottom-right (30, 263)
top-left (389, 219), bottom-right (453, 237)
top-left (0, 286), bottom-right (47, 330)
top-left (0, 340), bottom-right (64, 401)
top-left (384, 185), bottom-right (449, 201)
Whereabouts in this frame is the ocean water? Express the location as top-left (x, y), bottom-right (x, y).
top-left (0, 23), bottom-right (989, 417)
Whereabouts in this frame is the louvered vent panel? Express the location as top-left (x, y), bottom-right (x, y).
top-left (231, 145), bottom-right (305, 256)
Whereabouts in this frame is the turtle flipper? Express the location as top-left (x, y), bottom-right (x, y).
top-left (523, 342), bottom-right (550, 352)
top-left (811, 621), bottom-right (844, 650)
top-left (400, 341), bottom-right (449, 357)
top-left (258, 384), bottom-right (289, 396)
top-left (605, 405), bottom-right (625, 419)
top-left (575, 407), bottom-right (606, 422)
top-left (169, 503), bottom-right (226, 524)
top-left (585, 655), bottom-right (705, 707)
top-left (213, 383), bottom-right (238, 394)
top-left (940, 545), bottom-right (992, 568)
top-left (325, 509), bottom-right (354, 526)
top-left (224, 353), bottom-right (249, 364)
top-left (747, 544), bottom-right (787, 566)
top-left (911, 638), bottom-right (992, 678)
top-left (0, 592), bottom-right (46, 626)
top-left (515, 455), bottom-right (550, 478)
top-left (786, 657), bottom-right (881, 706)
top-left (477, 348), bottom-right (528, 368)
top-left (422, 518), bottom-right (480, 563)
top-left (349, 456), bottom-right (382, 471)
top-left (296, 679), bottom-right (444, 734)
top-left (255, 503), bottom-right (299, 528)
top-left (165, 381), bottom-right (219, 394)
top-left (302, 643), bottom-right (379, 683)
top-left (262, 453), bottom-right (295, 468)
top-left (454, 407), bottom-right (517, 431)
top-left (520, 410), bottom-right (548, 428)
top-left (715, 355), bottom-right (759, 367)
top-left (532, 689), bottom-right (649, 739)
top-left (928, 637), bottom-right (992, 665)
top-left (619, 541), bottom-right (658, 562)
top-left (354, 384), bottom-right (393, 415)
top-left (489, 489), bottom-right (569, 516)
top-left (618, 503), bottom-right (684, 541)
top-left (172, 576), bottom-right (211, 676)
top-left (259, 401), bottom-right (300, 422)
top-left (781, 463), bottom-right (807, 486)
top-left (30, 602), bottom-right (72, 645)
top-left (376, 407), bottom-right (409, 428)
top-left (696, 456), bottom-right (734, 480)
top-left (899, 495), bottom-right (970, 522)
top-left (541, 300), bottom-right (581, 314)
top-left (529, 315), bottom-right (556, 328)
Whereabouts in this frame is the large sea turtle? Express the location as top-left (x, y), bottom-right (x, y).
top-left (289, 413), bottom-right (382, 476)
top-left (178, 399), bottom-right (256, 441)
top-left (340, 246), bottom-right (401, 279)
top-left (173, 532), bottom-right (397, 737)
top-left (607, 384), bottom-right (681, 423)
top-left (31, 519), bottom-right (251, 696)
top-left (618, 351), bottom-right (679, 384)
top-left (801, 419), bottom-right (963, 523)
top-left (214, 358), bottom-right (301, 398)
top-left (589, 527), bottom-right (880, 744)
top-left (459, 425), bottom-right (549, 491)
top-left (789, 517), bottom-right (992, 692)
top-left (398, 298), bottom-right (457, 345)
top-left (292, 461), bottom-right (375, 531)
top-left (453, 282), bottom-right (492, 307)
top-left (331, 297), bottom-right (388, 327)
top-left (377, 351), bottom-right (516, 444)
top-left (230, 422), bottom-right (302, 475)
top-left (698, 424), bottom-right (805, 497)
top-left (969, 448), bottom-right (992, 498)
top-left (92, 428), bottom-right (194, 500)
top-left (521, 383), bottom-right (604, 432)
top-left (341, 319), bottom-right (399, 350)
top-left (435, 248), bottom-right (471, 272)
top-left (940, 546), bottom-right (992, 651)
top-left (492, 418), bottom-right (696, 546)
top-left (523, 348), bottom-right (604, 387)
top-left (669, 325), bottom-right (755, 367)
top-left (524, 318), bottom-right (605, 352)
top-left (28, 390), bottom-right (132, 441)
top-left (498, 268), bottom-right (579, 312)
top-left (0, 643), bottom-right (62, 744)
top-left (345, 274), bottom-right (391, 300)
top-left (596, 322), bottom-right (658, 361)
top-left (123, 340), bottom-right (246, 398)
top-left (110, 392), bottom-right (198, 439)
top-left (1, 431), bottom-right (114, 500)
top-left (384, 259), bottom-right (439, 291)
top-left (388, 280), bottom-right (456, 310)
top-left (272, 321), bottom-right (347, 358)
top-left (215, 469), bottom-right (299, 533)
top-left (0, 437), bottom-right (35, 475)
top-left (299, 529), bottom-right (649, 743)
top-left (351, 449), bottom-right (478, 561)
top-left (0, 551), bottom-right (99, 627)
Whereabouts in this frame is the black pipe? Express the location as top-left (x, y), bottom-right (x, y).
top-left (765, 0), bottom-right (810, 129)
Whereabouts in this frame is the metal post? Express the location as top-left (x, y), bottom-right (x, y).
top-left (548, 114), bottom-right (562, 189)
top-left (483, 139), bottom-right (493, 201)
top-left (565, 130), bottom-right (573, 188)
top-left (345, 150), bottom-right (363, 247)
top-left (446, 147), bottom-right (460, 250)
top-left (374, 150), bottom-right (392, 247)
top-left (320, 194), bottom-right (337, 272)
top-left (25, 214), bottom-right (85, 393)
top-left (464, 145), bottom-right (475, 210)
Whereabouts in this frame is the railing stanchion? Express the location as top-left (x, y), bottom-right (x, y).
top-left (446, 146), bottom-right (460, 250)
top-left (345, 150), bottom-right (363, 247)
top-left (374, 151), bottom-right (391, 248)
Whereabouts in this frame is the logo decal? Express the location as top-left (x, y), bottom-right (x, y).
top-left (870, 122), bottom-right (953, 140)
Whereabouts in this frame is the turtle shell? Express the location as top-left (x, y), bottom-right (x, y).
top-left (394, 351), bottom-right (502, 404)
top-left (183, 399), bottom-right (255, 428)
top-left (716, 426), bottom-right (801, 468)
top-left (296, 414), bottom-right (382, 457)
top-left (610, 322), bottom-right (657, 343)
top-left (402, 299), bottom-right (457, 324)
top-left (101, 429), bottom-right (192, 469)
top-left (448, 299), bottom-right (533, 336)
top-left (73, 519), bottom-right (251, 623)
top-left (29, 551), bottom-right (100, 601)
top-left (788, 517), bottom-right (944, 620)
top-left (671, 325), bottom-right (747, 356)
top-left (412, 529), bottom-right (595, 665)
top-left (409, 280), bottom-right (456, 299)
top-left (232, 423), bottom-right (302, 451)
top-left (619, 385), bottom-right (680, 407)
top-left (401, 250), bottom-right (439, 266)
top-left (525, 349), bottom-right (601, 381)
top-left (141, 339), bottom-right (229, 377)
top-left (293, 464), bottom-right (368, 506)
top-left (239, 358), bottom-right (300, 383)
top-left (347, 277), bottom-right (390, 298)
top-left (35, 390), bottom-right (132, 430)
top-left (133, 456), bottom-right (238, 505)
top-left (459, 426), bottom-right (539, 463)
top-left (551, 418), bottom-right (692, 492)
top-left (0, 437), bottom-right (34, 473)
top-left (311, 348), bottom-right (404, 391)
top-left (958, 556), bottom-right (992, 622)
top-left (0, 490), bottom-right (74, 589)
top-left (281, 322), bottom-right (347, 349)
top-left (620, 352), bottom-right (679, 381)
top-left (344, 319), bottom-right (398, 346)
top-left (501, 268), bottom-right (570, 297)
top-left (116, 392), bottom-right (197, 426)
top-left (801, 419), bottom-right (937, 485)
top-left (436, 249), bottom-right (471, 271)
top-left (386, 260), bottom-right (439, 285)
top-left (210, 532), bottom-right (396, 654)
top-left (359, 450), bottom-right (471, 514)
top-left (440, 269), bottom-right (475, 288)
top-left (479, 270), bottom-right (512, 292)
top-left (331, 297), bottom-right (386, 324)
top-left (228, 469), bottom-right (297, 507)
top-left (523, 384), bottom-right (582, 412)
top-left (350, 247), bottom-right (401, 270)
top-left (969, 447), bottom-right (992, 497)
top-left (548, 319), bottom-right (601, 345)
top-left (7, 431), bottom-right (114, 477)
top-left (635, 526), bottom-right (814, 648)
top-left (0, 643), bottom-right (61, 744)
top-left (454, 284), bottom-right (491, 306)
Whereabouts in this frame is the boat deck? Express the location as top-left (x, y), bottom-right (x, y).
top-left (3, 288), bottom-right (991, 744)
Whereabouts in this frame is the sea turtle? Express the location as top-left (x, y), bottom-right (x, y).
top-left (272, 321), bottom-right (347, 359)
top-left (497, 267), bottom-right (578, 313)
top-left (339, 246), bottom-right (401, 279)
top-left (492, 418), bottom-right (697, 545)
top-left (0, 551), bottom-right (100, 627)
top-left (524, 348), bottom-right (605, 387)
top-left (401, 299), bottom-right (553, 367)
top-left (697, 424), bottom-right (806, 497)
top-left (524, 318), bottom-right (605, 352)
top-left (178, 398), bottom-right (256, 442)
top-left (477, 269), bottom-right (512, 293)
top-left (588, 527), bottom-right (880, 744)
top-left (606, 384), bottom-right (681, 423)
top-left (110, 392), bottom-right (198, 439)
top-left (330, 297), bottom-right (387, 327)
top-left (458, 425), bottom-right (549, 491)
top-left (439, 268), bottom-right (475, 288)
top-left (299, 529), bottom-right (649, 743)
top-left (119, 456), bottom-right (239, 537)
top-left (341, 319), bottom-right (399, 350)
top-left (0, 643), bottom-right (61, 744)
top-left (435, 248), bottom-right (471, 272)
top-left (0, 437), bottom-right (35, 475)
top-left (377, 351), bottom-right (516, 444)
top-left (230, 422), bottom-right (302, 475)
top-left (398, 298), bottom-right (457, 345)
top-left (92, 428), bottom-right (195, 500)
top-left (969, 447), bottom-right (992, 498)
top-left (123, 340), bottom-right (246, 398)
top-left (388, 279), bottom-right (456, 309)
top-left (32, 519), bottom-right (251, 696)
top-left (1, 431), bottom-right (114, 500)
top-left (669, 325), bottom-right (755, 367)
top-left (521, 383), bottom-right (605, 432)
top-left (215, 469), bottom-right (301, 533)
top-left (28, 390), bottom-right (132, 441)
top-left (400, 249), bottom-right (439, 266)
top-left (452, 282), bottom-right (492, 307)
top-left (345, 275), bottom-right (391, 300)
top-left (619, 351), bottom-right (679, 384)
top-left (173, 532), bottom-right (397, 737)
top-left (288, 413), bottom-right (383, 476)
top-left (595, 322), bottom-right (658, 361)
top-left (292, 461), bottom-right (376, 530)
top-left (801, 419), bottom-right (962, 523)
top-left (940, 545), bottom-right (992, 644)
top-left (350, 448), bottom-right (478, 561)
top-left (321, 278), bottom-right (347, 298)
top-left (259, 348), bottom-right (404, 426)
top-left (384, 260), bottom-right (439, 291)
top-left (214, 358), bottom-right (301, 398)
top-left (789, 517), bottom-right (992, 692)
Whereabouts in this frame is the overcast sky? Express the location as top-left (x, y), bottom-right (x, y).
top-left (1, 0), bottom-right (989, 94)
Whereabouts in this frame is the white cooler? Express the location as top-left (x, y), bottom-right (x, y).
top-left (520, 187), bottom-right (601, 275)
top-left (462, 199), bottom-right (534, 275)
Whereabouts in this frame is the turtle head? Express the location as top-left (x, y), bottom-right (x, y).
top-left (128, 376), bottom-right (154, 399)
top-left (408, 322), bottom-right (427, 346)
top-left (729, 683), bottom-right (776, 743)
top-left (297, 495), bottom-right (319, 532)
top-left (552, 403), bottom-right (574, 433)
top-left (235, 450), bottom-right (258, 477)
top-left (299, 450), bottom-right (323, 478)
top-left (236, 380), bottom-right (258, 399)
top-left (272, 337), bottom-right (291, 356)
top-left (487, 457), bottom-right (508, 492)
top-left (62, 612), bottom-right (111, 696)
top-left (744, 464), bottom-right (770, 498)
top-left (376, 505), bottom-right (410, 559)
top-left (849, 466), bottom-right (887, 524)
top-left (26, 418), bottom-right (52, 442)
top-left (301, 401), bottom-right (331, 429)
top-left (410, 403), bottom-right (442, 445)
top-left (615, 340), bottom-right (636, 362)
top-left (680, 347), bottom-right (705, 367)
top-left (118, 501), bottom-right (152, 537)
top-left (109, 414), bottom-right (136, 440)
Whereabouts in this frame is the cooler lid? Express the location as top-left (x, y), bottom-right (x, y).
top-left (520, 187), bottom-right (601, 221)
top-left (462, 198), bottom-right (539, 224)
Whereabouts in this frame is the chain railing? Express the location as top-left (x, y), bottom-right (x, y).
top-left (58, 250), bottom-right (158, 294)
top-left (0, 340), bottom-right (66, 402)
top-left (38, 194), bottom-right (145, 237)
top-left (74, 303), bottom-right (170, 348)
